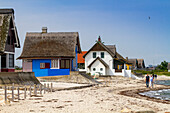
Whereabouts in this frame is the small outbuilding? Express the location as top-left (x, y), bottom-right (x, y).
top-left (18, 27), bottom-right (81, 77)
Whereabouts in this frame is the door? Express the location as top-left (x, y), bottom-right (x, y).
top-left (60, 59), bottom-right (70, 69)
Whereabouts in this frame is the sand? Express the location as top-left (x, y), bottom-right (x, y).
top-left (0, 75), bottom-right (170, 113)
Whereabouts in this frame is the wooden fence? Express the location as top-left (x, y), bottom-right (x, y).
top-left (2, 83), bottom-right (53, 103)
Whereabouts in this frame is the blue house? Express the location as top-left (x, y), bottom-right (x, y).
top-left (18, 27), bottom-right (81, 77)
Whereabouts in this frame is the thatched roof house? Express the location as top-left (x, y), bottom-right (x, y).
top-left (18, 27), bottom-right (81, 77)
top-left (128, 58), bottom-right (145, 69)
top-left (137, 59), bottom-right (145, 68)
top-left (0, 9), bottom-right (20, 72)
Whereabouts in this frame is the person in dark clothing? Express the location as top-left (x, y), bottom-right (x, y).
top-left (152, 74), bottom-right (155, 79)
top-left (145, 74), bottom-right (150, 88)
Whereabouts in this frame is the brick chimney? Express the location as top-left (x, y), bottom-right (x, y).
top-left (126, 57), bottom-right (128, 60)
top-left (42, 27), bottom-right (47, 33)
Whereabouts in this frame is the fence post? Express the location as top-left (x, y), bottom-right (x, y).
top-left (34, 84), bottom-right (37, 96)
top-left (47, 83), bottom-right (49, 93)
top-left (29, 85), bottom-right (32, 97)
top-left (44, 83), bottom-right (46, 94)
top-left (50, 83), bottom-right (53, 92)
top-left (4, 85), bottom-right (7, 103)
top-left (11, 83), bottom-right (14, 102)
top-left (17, 86), bottom-right (20, 100)
top-left (40, 84), bottom-right (42, 95)
top-left (24, 85), bottom-right (26, 99)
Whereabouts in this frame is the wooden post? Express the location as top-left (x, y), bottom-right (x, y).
top-left (44, 83), bottom-right (46, 94)
top-left (4, 85), bottom-right (7, 103)
top-left (11, 83), bottom-right (14, 102)
top-left (24, 85), bottom-right (26, 99)
top-left (17, 86), bottom-right (20, 100)
top-left (34, 84), bottom-right (37, 95)
top-left (47, 83), bottom-right (49, 93)
top-left (40, 84), bottom-right (42, 95)
top-left (29, 85), bottom-right (32, 97)
top-left (50, 83), bottom-right (53, 92)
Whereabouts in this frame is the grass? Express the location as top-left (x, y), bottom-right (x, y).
top-left (133, 70), bottom-right (170, 76)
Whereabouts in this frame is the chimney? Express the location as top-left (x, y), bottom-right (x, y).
top-left (113, 45), bottom-right (116, 54)
top-left (98, 36), bottom-right (101, 42)
top-left (42, 27), bottom-right (47, 33)
top-left (126, 57), bottom-right (128, 60)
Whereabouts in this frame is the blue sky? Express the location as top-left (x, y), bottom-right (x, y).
top-left (0, 0), bottom-right (170, 66)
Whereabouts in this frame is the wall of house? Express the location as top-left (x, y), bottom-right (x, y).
top-left (85, 51), bottom-right (114, 75)
top-left (32, 59), bottom-right (70, 77)
top-left (90, 60), bottom-right (106, 75)
top-left (32, 59), bottom-right (51, 77)
top-left (125, 64), bottom-right (132, 70)
top-left (23, 60), bottom-right (32, 72)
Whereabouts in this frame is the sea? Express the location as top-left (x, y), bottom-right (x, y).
top-left (139, 80), bottom-right (170, 101)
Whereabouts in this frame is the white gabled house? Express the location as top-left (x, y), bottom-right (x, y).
top-left (83, 37), bottom-right (132, 77)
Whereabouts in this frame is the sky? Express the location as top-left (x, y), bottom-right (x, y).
top-left (0, 0), bottom-right (170, 67)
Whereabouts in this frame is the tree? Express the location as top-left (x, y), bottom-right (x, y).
top-left (156, 61), bottom-right (168, 70)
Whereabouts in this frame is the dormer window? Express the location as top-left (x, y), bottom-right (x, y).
top-left (93, 52), bottom-right (96, 58)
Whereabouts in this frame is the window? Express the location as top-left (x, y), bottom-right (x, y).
top-left (100, 68), bottom-right (103, 71)
top-left (93, 52), bottom-right (96, 58)
top-left (51, 59), bottom-right (58, 68)
top-left (93, 68), bottom-right (96, 71)
top-left (101, 52), bottom-right (104, 58)
top-left (129, 66), bottom-right (132, 70)
top-left (9, 54), bottom-right (14, 68)
top-left (40, 63), bottom-right (45, 69)
top-left (40, 63), bottom-right (50, 69)
top-left (1, 54), bottom-right (6, 68)
top-left (126, 66), bottom-right (127, 70)
top-left (60, 59), bottom-right (70, 69)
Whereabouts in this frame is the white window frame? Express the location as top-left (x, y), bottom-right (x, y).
top-left (51, 59), bottom-right (58, 69)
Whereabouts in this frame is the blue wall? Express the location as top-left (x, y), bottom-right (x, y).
top-left (32, 59), bottom-right (70, 77)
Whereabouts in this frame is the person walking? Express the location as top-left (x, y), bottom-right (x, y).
top-left (150, 75), bottom-right (154, 88)
top-left (145, 74), bottom-right (150, 88)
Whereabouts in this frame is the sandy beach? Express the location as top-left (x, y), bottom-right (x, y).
top-left (0, 76), bottom-right (170, 113)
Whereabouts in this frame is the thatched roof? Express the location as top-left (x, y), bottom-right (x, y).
top-left (128, 59), bottom-right (138, 68)
top-left (0, 8), bottom-right (20, 53)
top-left (18, 32), bottom-right (81, 59)
top-left (88, 57), bottom-right (109, 68)
top-left (168, 63), bottom-right (170, 70)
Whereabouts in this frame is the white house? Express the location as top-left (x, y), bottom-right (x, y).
top-left (83, 37), bottom-right (132, 77)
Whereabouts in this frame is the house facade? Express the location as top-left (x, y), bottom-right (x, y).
top-left (0, 9), bottom-right (20, 72)
top-left (18, 27), bottom-right (81, 77)
top-left (83, 37), bottom-right (132, 77)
